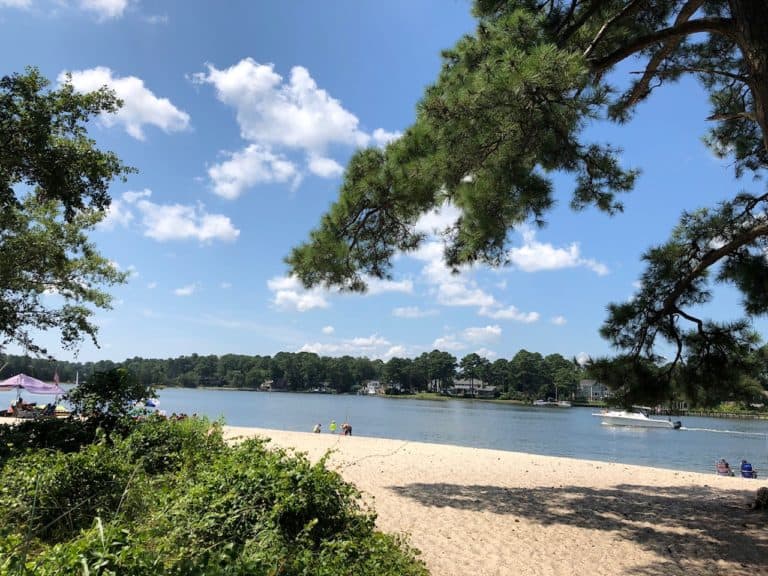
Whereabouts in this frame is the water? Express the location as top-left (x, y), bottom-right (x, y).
top-left (3, 387), bottom-right (767, 475)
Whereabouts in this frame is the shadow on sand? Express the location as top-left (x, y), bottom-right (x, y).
top-left (389, 482), bottom-right (767, 576)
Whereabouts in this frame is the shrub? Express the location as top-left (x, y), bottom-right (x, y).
top-left (122, 415), bottom-right (225, 475)
top-left (0, 443), bottom-right (142, 542)
top-left (0, 420), bottom-right (428, 576)
top-left (0, 417), bottom-right (100, 463)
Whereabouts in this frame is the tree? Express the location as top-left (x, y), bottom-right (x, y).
top-left (459, 353), bottom-right (489, 389)
top-left (289, 2), bottom-right (768, 404)
top-left (67, 367), bottom-right (153, 419)
top-left (1, 68), bottom-right (133, 355)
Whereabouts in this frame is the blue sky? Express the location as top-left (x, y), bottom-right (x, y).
top-left (1, 0), bottom-right (762, 363)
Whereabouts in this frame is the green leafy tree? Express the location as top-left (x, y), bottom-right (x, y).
top-left (67, 367), bottom-right (153, 418)
top-left (459, 353), bottom-right (489, 388)
top-left (289, 1), bottom-right (768, 404)
top-left (1, 67), bottom-right (133, 355)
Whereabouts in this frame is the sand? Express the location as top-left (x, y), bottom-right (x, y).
top-left (223, 425), bottom-right (768, 576)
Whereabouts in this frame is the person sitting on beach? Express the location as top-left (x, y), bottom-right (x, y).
top-left (313, 423), bottom-right (321, 433)
top-left (716, 459), bottom-right (734, 476)
top-left (329, 420), bottom-right (337, 434)
top-left (740, 459), bottom-right (757, 479)
top-left (341, 422), bottom-right (352, 436)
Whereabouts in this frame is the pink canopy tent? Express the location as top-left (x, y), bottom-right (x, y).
top-left (0, 373), bottom-right (65, 395)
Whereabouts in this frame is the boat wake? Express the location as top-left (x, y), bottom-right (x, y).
top-left (680, 426), bottom-right (768, 437)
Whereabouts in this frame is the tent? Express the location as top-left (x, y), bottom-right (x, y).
top-left (0, 373), bottom-right (65, 395)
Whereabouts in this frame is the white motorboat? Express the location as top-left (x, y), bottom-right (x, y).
top-left (594, 408), bottom-right (682, 429)
top-left (533, 399), bottom-right (572, 407)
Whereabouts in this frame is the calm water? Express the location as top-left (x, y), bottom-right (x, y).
top-left (4, 387), bottom-right (767, 475)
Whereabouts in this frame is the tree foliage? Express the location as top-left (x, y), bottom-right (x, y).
top-left (0, 68), bottom-right (133, 355)
top-left (289, 1), bottom-right (768, 404)
top-left (0, 417), bottom-right (428, 575)
top-left (66, 367), bottom-right (154, 418)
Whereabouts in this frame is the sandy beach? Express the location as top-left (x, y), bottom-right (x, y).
top-left (223, 425), bottom-right (767, 576)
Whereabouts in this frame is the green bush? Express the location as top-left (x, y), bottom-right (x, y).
top-left (122, 415), bottom-right (225, 474)
top-left (0, 418), bottom-right (101, 463)
top-left (0, 443), bottom-right (142, 543)
top-left (0, 419), bottom-right (428, 576)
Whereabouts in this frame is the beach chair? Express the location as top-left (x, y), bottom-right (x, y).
top-left (715, 460), bottom-right (734, 476)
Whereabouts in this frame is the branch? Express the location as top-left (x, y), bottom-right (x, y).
top-left (591, 17), bottom-right (737, 72)
top-left (559, 0), bottom-right (607, 44)
top-left (655, 220), bottom-right (768, 322)
top-left (629, 66), bottom-right (747, 82)
top-left (622, 0), bottom-right (705, 106)
top-left (583, 0), bottom-right (647, 59)
top-left (707, 111), bottom-right (757, 122)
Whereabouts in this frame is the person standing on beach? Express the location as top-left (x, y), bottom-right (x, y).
top-left (329, 419), bottom-right (337, 434)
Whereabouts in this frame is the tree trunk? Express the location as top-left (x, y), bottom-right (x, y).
top-left (730, 0), bottom-right (768, 156)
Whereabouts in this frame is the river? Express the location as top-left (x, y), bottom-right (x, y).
top-left (3, 387), bottom-right (767, 475)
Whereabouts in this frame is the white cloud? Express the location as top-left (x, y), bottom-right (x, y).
top-left (174, 283), bottom-right (197, 297)
top-left (113, 189), bottom-right (240, 243)
top-left (138, 200), bottom-right (239, 243)
top-left (194, 58), bottom-right (398, 191)
top-left (98, 197), bottom-right (134, 230)
top-left (146, 282), bottom-right (157, 289)
top-left (195, 60), bottom-right (369, 152)
top-left (308, 154), bottom-right (344, 178)
top-left (475, 348), bottom-right (497, 359)
top-left (0, 0), bottom-right (31, 7)
top-left (208, 144), bottom-right (300, 199)
top-left (123, 189), bottom-right (152, 203)
top-left (479, 305), bottom-right (539, 323)
top-left (576, 352), bottom-right (591, 366)
top-left (267, 275), bottom-right (329, 312)
top-left (321, 325), bottom-right (334, 335)
top-left (463, 325), bottom-right (502, 343)
top-left (412, 241), bottom-right (496, 308)
top-left (220, 282), bottom-right (232, 289)
top-left (372, 128), bottom-right (402, 147)
top-left (59, 67), bottom-right (189, 140)
top-left (392, 306), bottom-right (437, 319)
top-left (413, 203), bottom-right (462, 235)
top-left (432, 335), bottom-right (465, 352)
top-left (364, 277), bottom-right (413, 295)
top-left (78, 0), bottom-right (128, 19)
top-left (299, 333), bottom-right (396, 358)
top-left (551, 315), bottom-right (567, 325)
top-left (384, 345), bottom-right (406, 359)
top-left (508, 226), bottom-right (609, 275)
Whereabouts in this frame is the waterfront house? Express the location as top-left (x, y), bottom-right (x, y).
top-left (578, 379), bottom-right (610, 402)
top-left (447, 380), bottom-right (498, 399)
top-left (363, 380), bottom-right (383, 395)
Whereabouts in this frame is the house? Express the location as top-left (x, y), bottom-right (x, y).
top-left (578, 379), bottom-right (610, 402)
top-left (446, 379), bottom-right (498, 399)
top-left (363, 380), bottom-right (383, 395)
top-left (259, 378), bottom-right (288, 392)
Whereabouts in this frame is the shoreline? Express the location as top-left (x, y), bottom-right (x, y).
top-left (223, 425), bottom-right (767, 576)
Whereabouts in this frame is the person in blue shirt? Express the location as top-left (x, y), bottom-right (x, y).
top-left (740, 460), bottom-right (757, 479)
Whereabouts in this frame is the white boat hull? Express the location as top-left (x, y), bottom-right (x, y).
top-left (595, 410), bottom-right (680, 429)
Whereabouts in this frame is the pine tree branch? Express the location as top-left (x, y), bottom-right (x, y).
top-left (590, 17), bottom-right (737, 72)
top-left (654, 220), bottom-right (768, 323)
top-left (582, 0), bottom-right (647, 59)
top-left (623, 0), bottom-right (705, 106)
top-left (630, 66), bottom-right (747, 82)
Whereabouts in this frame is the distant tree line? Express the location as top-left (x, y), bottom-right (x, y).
top-left (3, 345), bottom-right (766, 406)
top-left (0, 349), bottom-right (585, 400)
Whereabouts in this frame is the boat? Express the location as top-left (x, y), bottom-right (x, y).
top-left (533, 399), bottom-right (571, 407)
top-left (594, 407), bottom-right (682, 429)
top-left (533, 386), bottom-right (571, 408)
